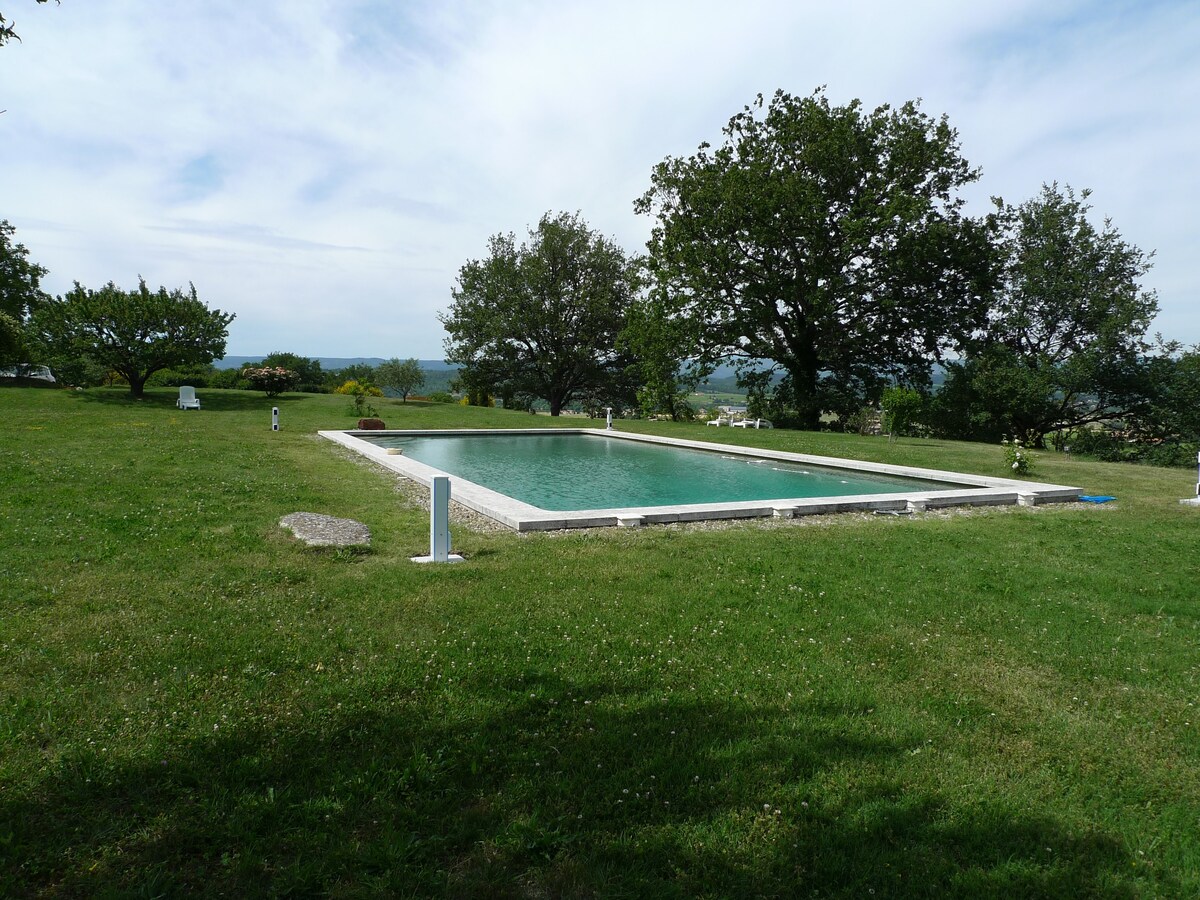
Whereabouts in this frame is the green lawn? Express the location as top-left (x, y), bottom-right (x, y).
top-left (1, 387), bottom-right (1197, 898)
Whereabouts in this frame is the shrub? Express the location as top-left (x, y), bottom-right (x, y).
top-left (844, 406), bottom-right (882, 436)
top-left (243, 366), bottom-right (300, 398)
top-left (336, 379), bottom-right (383, 417)
top-left (148, 366), bottom-right (212, 388)
top-left (427, 391), bottom-right (455, 404)
top-left (209, 368), bottom-right (250, 390)
top-left (1067, 428), bottom-right (1198, 468)
top-left (1001, 436), bottom-right (1033, 476)
top-left (880, 386), bottom-right (923, 440)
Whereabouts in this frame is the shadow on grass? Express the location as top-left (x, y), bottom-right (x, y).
top-left (71, 388), bottom-right (310, 412)
top-left (2, 676), bottom-right (1147, 898)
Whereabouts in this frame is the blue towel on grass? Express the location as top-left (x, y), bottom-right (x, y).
top-left (1078, 495), bottom-right (1116, 503)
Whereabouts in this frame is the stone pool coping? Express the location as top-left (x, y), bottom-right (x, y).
top-left (319, 428), bottom-right (1082, 532)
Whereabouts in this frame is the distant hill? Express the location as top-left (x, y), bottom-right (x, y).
top-left (215, 357), bottom-right (458, 372)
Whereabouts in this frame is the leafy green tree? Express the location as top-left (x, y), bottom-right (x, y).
top-left (376, 356), bottom-right (425, 402)
top-left (637, 88), bottom-right (993, 428)
top-left (325, 363), bottom-right (376, 389)
top-left (442, 211), bottom-right (638, 416)
top-left (1, 0), bottom-right (56, 48)
top-left (880, 385), bottom-right (924, 441)
top-left (0, 219), bottom-right (49, 367)
top-left (0, 311), bottom-right (21, 361)
top-left (618, 284), bottom-right (705, 420)
top-left (939, 184), bottom-right (1158, 446)
top-left (1125, 341), bottom-right (1200, 443)
top-left (34, 278), bottom-right (234, 398)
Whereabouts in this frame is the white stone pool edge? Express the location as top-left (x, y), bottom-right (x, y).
top-left (319, 428), bottom-right (1082, 532)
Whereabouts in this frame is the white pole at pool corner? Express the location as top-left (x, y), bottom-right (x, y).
top-left (605, 407), bottom-right (613, 430)
top-left (1181, 451), bottom-right (1200, 505)
top-left (411, 475), bottom-right (464, 563)
top-left (272, 407), bottom-right (279, 431)
top-left (431, 476), bottom-right (450, 560)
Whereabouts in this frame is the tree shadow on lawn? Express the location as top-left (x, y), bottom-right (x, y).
top-left (71, 389), bottom-right (309, 412)
top-left (3, 677), bottom-right (1148, 898)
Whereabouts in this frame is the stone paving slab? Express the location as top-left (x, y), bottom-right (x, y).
top-left (280, 512), bottom-right (371, 547)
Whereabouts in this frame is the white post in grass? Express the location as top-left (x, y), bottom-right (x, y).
top-left (431, 476), bottom-right (450, 560)
top-left (272, 407), bottom-right (279, 431)
top-left (1181, 451), bottom-right (1200, 505)
top-left (605, 407), bottom-right (613, 431)
top-left (412, 475), bottom-right (464, 563)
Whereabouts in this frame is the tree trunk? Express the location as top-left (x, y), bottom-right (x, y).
top-left (784, 357), bottom-right (822, 430)
top-left (127, 372), bottom-right (149, 398)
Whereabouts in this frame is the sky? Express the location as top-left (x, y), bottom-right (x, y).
top-left (1, 0), bottom-right (1197, 359)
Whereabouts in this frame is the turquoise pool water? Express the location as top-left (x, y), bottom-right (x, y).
top-left (364, 433), bottom-right (965, 511)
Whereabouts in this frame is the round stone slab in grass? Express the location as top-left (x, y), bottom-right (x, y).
top-left (280, 512), bottom-right (371, 547)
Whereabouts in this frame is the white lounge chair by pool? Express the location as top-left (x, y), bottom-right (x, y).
top-left (176, 386), bottom-right (201, 410)
top-left (706, 414), bottom-right (733, 426)
top-left (731, 417), bottom-right (772, 429)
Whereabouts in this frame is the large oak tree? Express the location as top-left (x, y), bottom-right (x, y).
top-left (636, 88), bottom-right (993, 427)
top-left (441, 212), bottom-right (638, 416)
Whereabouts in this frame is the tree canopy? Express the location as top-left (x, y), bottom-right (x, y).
top-left (441, 211), bottom-right (639, 416)
top-left (0, 0), bottom-right (56, 48)
top-left (636, 88), bottom-right (993, 426)
top-left (34, 278), bottom-right (234, 397)
top-left (376, 357), bottom-right (425, 402)
top-left (259, 351), bottom-right (322, 387)
top-left (935, 184), bottom-right (1158, 445)
top-left (0, 219), bottom-right (49, 367)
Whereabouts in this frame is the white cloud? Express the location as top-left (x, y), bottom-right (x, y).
top-left (1, 0), bottom-right (1195, 357)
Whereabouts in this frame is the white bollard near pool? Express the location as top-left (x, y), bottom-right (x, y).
top-left (411, 475), bottom-right (464, 563)
top-left (1182, 451), bottom-right (1200, 506)
top-left (605, 407), bottom-right (613, 431)
top-left (272, 407), bottom-right (279, 431)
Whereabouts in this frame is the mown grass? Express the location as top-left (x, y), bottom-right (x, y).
top-left (1, 386), bottom-right (1197, 898)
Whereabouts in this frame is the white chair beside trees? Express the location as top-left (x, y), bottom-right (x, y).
top-left (176, 386), bottom-right (201, 410)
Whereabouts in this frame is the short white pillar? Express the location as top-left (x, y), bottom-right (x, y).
top-left (431, 476), bottom-right (451, 559)
top-left (906, 498), bottom-right (928, 514)
top-left (605, 407), bottom-right (613, 430)
top-left (411, 475), bottom-right (464, 563)
top-left (272, 407), bottom-right (279, 431)
top-left (1017, 493), bottom-right (1037, 507)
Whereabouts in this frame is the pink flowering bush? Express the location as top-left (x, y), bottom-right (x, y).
top-left (243, 366), bottom-right (300, 398)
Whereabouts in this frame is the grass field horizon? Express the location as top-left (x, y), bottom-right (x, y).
top-left (2, 386), bottom-right (1197, 897)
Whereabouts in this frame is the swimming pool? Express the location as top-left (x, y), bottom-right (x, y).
top-left (320, 428), bottom-right (1080, 531)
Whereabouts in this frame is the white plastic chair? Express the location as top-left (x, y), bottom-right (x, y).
top-left (176, 386), bottom-right (201, 410)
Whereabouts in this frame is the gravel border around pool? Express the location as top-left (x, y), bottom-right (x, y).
top-left (320, 428), bottom-right (1082, 532)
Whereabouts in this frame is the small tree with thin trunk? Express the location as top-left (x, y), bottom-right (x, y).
top-left (376, 357), bottom-right (425, 402)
